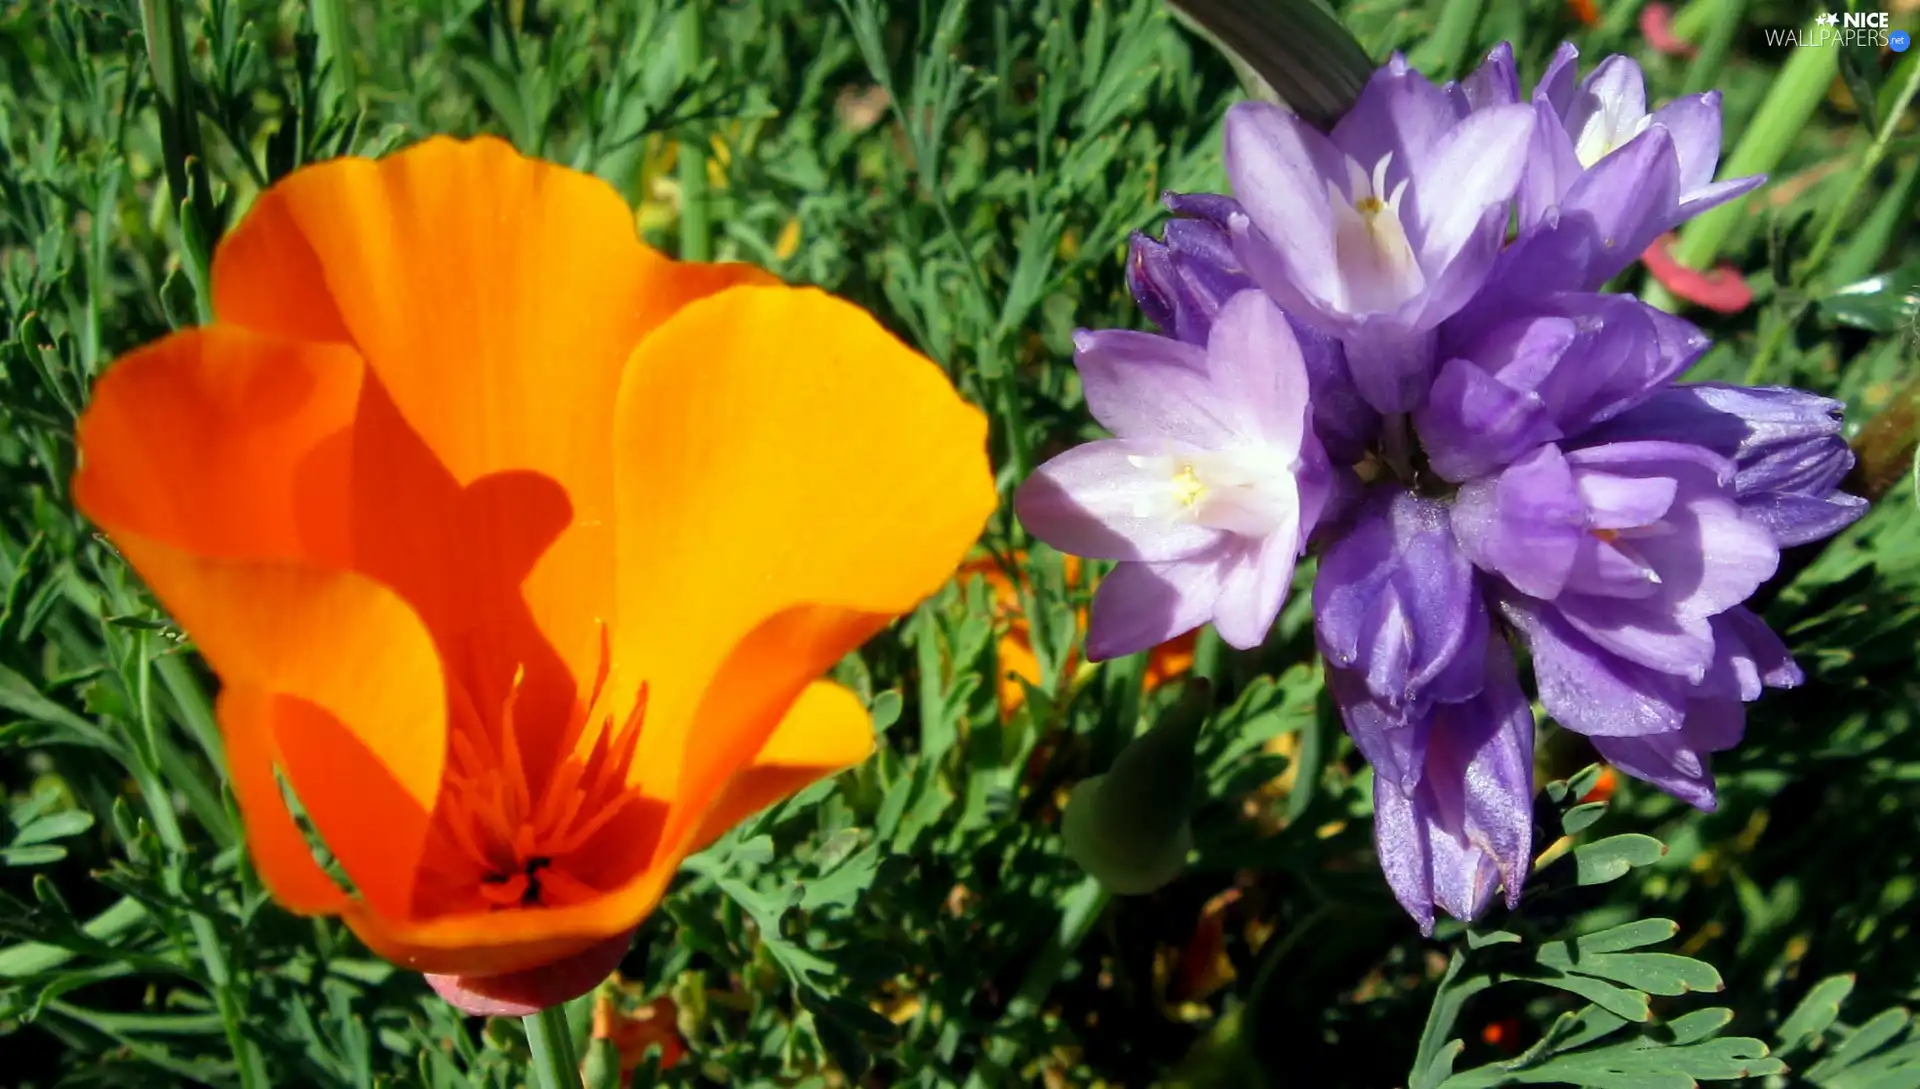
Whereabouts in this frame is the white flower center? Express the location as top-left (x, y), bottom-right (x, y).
top-left (1126, 447), bottom-right (1299, 538)
top-left (1326, 154), bottom-right (1425, 313)
top-left (1572, 105), bottom-right (1652, 169)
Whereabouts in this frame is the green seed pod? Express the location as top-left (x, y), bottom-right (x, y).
top-left (1062, 680), bottom-right (1212, 895)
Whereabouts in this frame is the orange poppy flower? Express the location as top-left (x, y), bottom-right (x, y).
top-left (1480, 1015), bottom-right (1526, 1053)
top-left (1580, 765), bottom-right (1618, 804)
top-left (72, 137), bottom-right (994, 1012)
top-left (589, 991), bottom-right (686, 1078)
top-left (956, 554), bottom-right (1196, 717)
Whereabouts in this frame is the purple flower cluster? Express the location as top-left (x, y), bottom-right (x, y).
top-left (1014, 44), bottom-right (1866, 932)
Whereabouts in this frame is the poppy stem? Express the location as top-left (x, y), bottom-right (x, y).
top-left (524, 1005), bottom-right (584, 1089)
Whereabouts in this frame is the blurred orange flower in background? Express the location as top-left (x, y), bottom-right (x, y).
top-left (1580, 765), bottom-right (1619, 804)
top-left (73, 137), bottom-right (994, 1014)
top-left (589, 991), bottom-right (686, 1080)
top-left (957, 554), bottom-right (1197, 717)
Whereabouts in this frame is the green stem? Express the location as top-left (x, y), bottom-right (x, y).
top-left (914, 605), bottom-right (957, 758)
top-left (1742, 302), bottom-right (1809, 386)
top-left (1826, 151), bottom-right (1920, 286)
top-left (1407, 949), bottom-right (1494, 1089)
top-left (675, 4), bottom-right (711, 263)
top-left (0, 896), bottom-right (149, 977)
top-left (1243, 904), bottom-right (1333, 1005)
top-left (1406, 0), bottom-right (1484, 81)
top-left (1743, 52), bottom-right (1920, 382)
top-left (1645, 22), bottom-right (1838, 312)
top-left (961, 876), bottom-right (1111, 1089)
top-left (139, 0), bottom-right (219, 319)
top-left (1800, 57), bottom-right (1920, 281)
top-left (131, 632), bottom-right (268, 1089)
top-left (993, 360), bottom-right (1035, 491)
top-left (1678, 0), bottom-right (1743, 97)
top-left (1668, 0), bottom-right (1715, 42)
top-left (1191, 625), bottom-right (1227, 685)
top-left (524, 1005), bottom-right (584, 1089)
top-left (311, 0), bottom-right (360, 109)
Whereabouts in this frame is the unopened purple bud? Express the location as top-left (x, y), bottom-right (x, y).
top-left (1126, 233), bottom-right (1182, 337)
top-left (1353, 639), bottom-right (1535, 935)
top-left (1316, 489), bottom-right (1487, 734)
top-left (1125, 195), bottom-right (1255, 345)
top-left (1580, 384), bottom-right (1867, 546)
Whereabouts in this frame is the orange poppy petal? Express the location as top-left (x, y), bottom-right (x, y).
top-left (318, 643), bottom-right (877, 977)
top-left (102, 532), bottom-right (444, 917)
top-left (73, 326), bottom-right (360, 567)
top-left (210, 135), bottom-right (775, 687)
top-left (218, 687), bottom-right (351, 914)
top-left (684, 681), bottom-right (876, 855)
top-left (219, 685), bottom-right (441, 920)
top-left (608, 284), bottom-right (994, 834)
top-left (335, 852), bottom-right (682, 977)
top-left (72, 330), bottom-right (447, 917)
top-left (236, 283), bottom-right (987, 978)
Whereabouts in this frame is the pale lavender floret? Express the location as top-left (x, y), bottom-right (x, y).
top-left (1579, 384), bottom-right (1867, 547)
top-left (1014, 291), bottom-right (1332, 659)
top-left (1222, 57), bottom-right (1537, 413)
top-left (1490, 45), bottom-right (1765, 293)
top-left (1452, 441), bottom-right (1780, 686)
top-left (1125, 194), bottom-right (1381, 462)
top-left (1316, 490), bottom-right (1488, 791)
top-left (1416, 293), bottom-right (1710, 482)
top-left (1540, 48), bottom-right (1761, 220)
top-left (1345, 641), bottom-right (1535, 934)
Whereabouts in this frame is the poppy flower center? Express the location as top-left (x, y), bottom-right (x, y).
top-left (415, 651), bottom-right (650, 916)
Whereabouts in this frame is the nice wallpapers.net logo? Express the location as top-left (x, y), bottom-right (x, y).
top-left (1763, 10), bottom-right (1911, 49)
